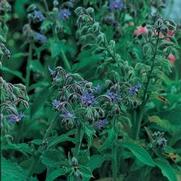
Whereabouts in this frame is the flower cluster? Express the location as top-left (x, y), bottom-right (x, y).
top-left (24, 5), bottom-right (47, 44)
top-left (50, 67), bottom-right (125, 130)
top-left (0, 76), bottom-right (28, 127)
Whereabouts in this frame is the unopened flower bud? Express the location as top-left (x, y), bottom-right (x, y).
top-left (71, 157), bottom-right (78, 166)
top-left (168, 53), bottom-right (176, 64)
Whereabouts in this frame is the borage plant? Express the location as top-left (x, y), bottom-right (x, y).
top-left (1, 1), bottom-right (181, 181)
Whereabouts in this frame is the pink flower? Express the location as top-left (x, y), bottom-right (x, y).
top-left (134, 26), bottom-right (148, 36)
top-left (168, 53), bottom-right (176, 64)
top-left (167, 30), bottom-right (175, 37)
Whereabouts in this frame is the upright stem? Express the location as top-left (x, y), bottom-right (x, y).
top-left (27, 154), bottom-right (40, 179)
top-left (52, 23), bottom-right (71, 72)
top-left (27, 114), bottom-right (58, 179)
top-left (61, 49), bottom-right (71, 72)
top-left (134, 32), bottom-right (160, 140)
top-left (142, 33), bottom-right (160, 106)
top-left (43, 0), bottom-right (49, 12)
top-left (112, 118), bottom-right (118, 181)
top-left (75, 125), bottom-right (83, 157)
top-left (133, 107), bottom-right (144, 140)
top-left (25, 43), bottom-right (32, 90)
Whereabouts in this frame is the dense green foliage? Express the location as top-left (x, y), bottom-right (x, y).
top-left (0, 0), bottom-right (181, 181)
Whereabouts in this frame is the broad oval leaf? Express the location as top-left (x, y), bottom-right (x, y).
top-left (155, 159), bottom-right (177, 181)
top-left (2, 143), bottom-right (32, 156)
top-left (48, 129), bottom-right (76, 148)
top-left (41, 149), bottom-right (66, 168)
top-left (122, 142), bottom-right (155, 167)
top-left (46, 168), bottom-right (67, 181)
top-left (86, 155), bottom-right (105, 171)
top-left (1, 157), bottom-right (28, 181)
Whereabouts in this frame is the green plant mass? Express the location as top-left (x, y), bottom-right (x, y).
top-left (0, 0), bottom-right (181, 181)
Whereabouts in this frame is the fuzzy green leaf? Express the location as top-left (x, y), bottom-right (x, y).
top-left (41, 149), bottom-right (66, 168)
top-left (86, 155), bottom-right (105, 171)
top-left (46, 168), bottom-right (67, 181)
top-left (155, 159), bottom-right (177, 181)
top-left (48, 129), bottom-right (76, 148)
top-left (2, 143), bottom-right (32, 156)
top-left (99, 128), bottom-right (115, 151)
top-left (0, 66), bottom-right (25, 82)
top-left (31, 86), bottom-right (51, 117)
top-left (1, 157), bottom-right (28, 181)
top-left (122, 142), bottom-right (155, 167)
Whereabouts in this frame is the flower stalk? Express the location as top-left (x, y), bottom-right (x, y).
top-left (133, 31), bottom-right (161, 140)
top-left (25, 43), bottom-right (32, 90)
top-left (112, 118), bottom-right (118, 181)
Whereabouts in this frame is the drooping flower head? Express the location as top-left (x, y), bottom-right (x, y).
top-left (109, 0), bottom-right (124, 11)
top-left (154, 29), bottom-right (175, 41)
top-left (106, 90), bottom-right (120, 103)
top-left (103, 15), bottom-right (117, 26)
top-left (53, 0), bottom-right (59, 7)
top-left (29, 10), bottom-right (45, 23)
top-left (8, 112), bottom-right (24, 123)
top-left (60, 110), bottom-right (76, 129)
top-left (81, 91), bottom-right (95, 106)
top-left (156, 137), bottom-right (167, 148)
top-left (94, 118), bottom-right (108, 130)
top-left (94, 84), bottom-right (102, 94)
top-left (0, 0), bottom-right (11, 12)
top-left (167, 30), bottom-right (175, 37)
top-left (33, 32), bottom-right (47, 44)
top-left (129, 83), bottom-right (142, 96)
top-left (62, 111), bottom-right (75, 119)
top-left (152, 131), bottom-right (167, 149)
top-left (52, 99), bottom-right (62, 110)
top-left (58, 8), bottom-right (71, 20)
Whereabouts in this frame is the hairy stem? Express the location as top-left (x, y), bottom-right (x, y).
top-left (75, 125), bottom-right (83, 157)
top-left (27, 154), bottom-right (40, 179)
top-left (112, 118), bottom-right (118, 181)
top-left (25, 43), bottom-right (32, 90)
top-left (43, 0), bottom-right (49, 12)
top-left (133, 107), bottom-right (144, 140)
top-left (27, 114), bottom-right (58, 178)
top-left (134, 32), bottom-right (160, 140)
top-left (61, 49), bottom-right (71, 72)
top-left (142, 33), bottom-right (160, 106)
